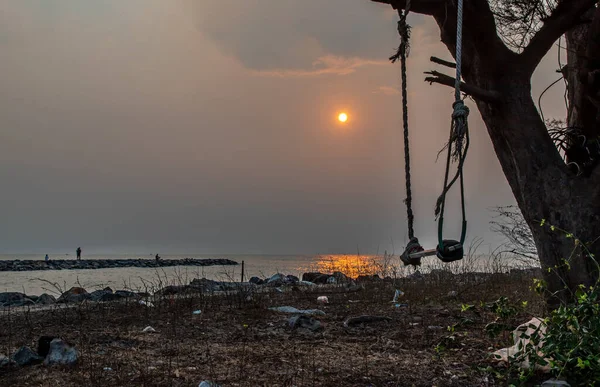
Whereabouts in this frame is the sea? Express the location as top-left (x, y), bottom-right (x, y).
top-left (0, 252), bottom-right (526, 295)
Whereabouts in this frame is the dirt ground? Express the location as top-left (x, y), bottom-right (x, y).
top-left (0, 271), bottom-right (549, 386)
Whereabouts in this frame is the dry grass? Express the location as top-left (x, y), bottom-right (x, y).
top-left (0, 264), bottom-right (547, 387)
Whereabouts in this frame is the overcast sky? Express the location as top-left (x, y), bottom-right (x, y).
top-left (0, 0), bottom-right (567, 255)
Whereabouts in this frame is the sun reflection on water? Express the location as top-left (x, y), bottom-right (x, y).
top-left (309, 254), bottom-right (384, 278)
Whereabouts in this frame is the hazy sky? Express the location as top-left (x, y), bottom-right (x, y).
top-left (0, 0), bottom-right (567, 255)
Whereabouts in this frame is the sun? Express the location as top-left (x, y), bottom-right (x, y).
top-left (338, 112), bottom-right (348, 123)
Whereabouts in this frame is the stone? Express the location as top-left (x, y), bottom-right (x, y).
top-left (0, 354), bottom-right (11, 367)
top-left (57, 287), bottom-right (89, 303)
top-left (248, 276), bottom-right (264, 285)
top-left (301, 272), bottom-right (325, 283)
top-left (541, 380), bottom-right (570, 387)
top-left (356, 274), bottom-right (382, 282)
top-left (268, 306), bottom-right (326, 316)
top-left (190, 278), bottom-right (222, 292)
top-left (286, 274), bottom-right (299, 283)
top-left (313, 274), bottom-right (332, 284)
top-left (326, 276), bottom-right (337, 284)
top-left (289, 315), bottom-right (322, 331)
top-left (267, 273), bottom-right (287, 285)
top-left (90, 289), bottom-right (115, 302)
top-left (36, 293), bottom-right (56, 305)
top-left (0, 292), bottom-right (27, 306)
top-left (332, 271), bottom-right (350, 283)
top-left (115, 290), bottom-right (138, 299)
top-left (43, 338), bottom-right (79, 366)
top-left (37, 336), bottom-right (57, 357)
top-left (11, 346), bottom-right (43, 366)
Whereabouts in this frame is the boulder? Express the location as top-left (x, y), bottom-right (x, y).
top-left (326, 276), bottom-right (337, 284)
top-left (11, 346), bottom-right (43, 366)
top-left (115, 290), bottom-right (138, 299)
top-left (155, 285), bottom-right (191, 296)
top-left (190, 278), bottom-right (222, 292)
top-left (0, 292), bottom-right (27, 306)
top-left (332, 271), bottom-right (350, 283)
top-left (57, 287), bottom-right (89, 303)
top-left (289, 315), bottom-right (322, 331)
top-left (286, 274), bottom-right (299, 283)
top-left (301, 272), bottom-right (326, 283)
top-left (313, 274), bottom-right (332, 284)
top-left (37, 336), bottom-right (57, 357)
top-left (248, 276), bottom-right (264, 285)
top-left (36, 294), bottom-right (56, 305)
top-left (267, 273), bottom-right (287, 285)
top-left (43, 338), bottom-right (79, 366)
top-left (356, 274), bottom-right (382, 282)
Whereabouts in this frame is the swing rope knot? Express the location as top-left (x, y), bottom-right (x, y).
top-left (452, 100), bottom-right (469, 120)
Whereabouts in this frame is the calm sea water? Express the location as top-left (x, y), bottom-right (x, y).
top-left (0, 253), bottom-right (521, 295)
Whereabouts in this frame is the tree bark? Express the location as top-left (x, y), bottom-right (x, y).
top-left (371, 0), bottom-right (600, 308)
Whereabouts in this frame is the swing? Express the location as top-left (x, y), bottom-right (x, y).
top-left (392, 0), bottom-right (469, 267)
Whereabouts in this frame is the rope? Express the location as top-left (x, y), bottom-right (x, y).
top-left (391, 1), bottom-right (414, 240)
top-left (435, 0), bottom-right (469, 250)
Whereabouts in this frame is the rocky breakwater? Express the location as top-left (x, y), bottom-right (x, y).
top-left (0, 258), bottom-right (238, 272)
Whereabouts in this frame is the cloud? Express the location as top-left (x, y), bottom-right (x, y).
top-left (250, 55), bottom-right (388, 77)
top-left (372, 85), bottom-right (401, 95)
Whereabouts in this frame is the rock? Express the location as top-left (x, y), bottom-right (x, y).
top-left (249, 276), bottom-right (264, 285)
top-left (298, 280), bottom-right (316, 286)
top-left (36, 293), bottom-right (56, 305)
top-left (301, 272), bottom-right (325, 283)
top-left (57, 287), bottom-right (89, 303)
top-left (289, 315), bottom-right (322, 331)
top-left (541, 380), bottom-right (570, 387)
top-left (11, 346), bottom-right (43, 366)
top-left (43, 338), bottom-right (79, 366)
top-left (190, 278), bottom-right (222, 292)
top-left (90, 289), bottom-right (116, 302)
top-left (406, 271), bottom-right (424, 281)
top-left (286, 274), bottom-right (299, 283)
top-left (37, 336), bottom-right (57, 357)
top-left (0, 292), bottom-right (27, 306)
top-left (313, 274), bottom-right (332, 284)
top-left (326, 276), bottom-right (337, 284)
top-left (267, 273), bottom-right (287, 285)
top-left (356, 274), bottom-right (382, 282)
top-left (0, 354), bottom-right (11, 367)
top-left (332, 271), bottom-right (350, 283)
top-left (269, 306), bottom-right (326, 316)
top-left (343, 315), bottom-right (392, 328)
top-left (115, 290), bottom-right (138, 299)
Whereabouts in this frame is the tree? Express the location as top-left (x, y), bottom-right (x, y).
top-left (370, 0), bottom-right (600, 308)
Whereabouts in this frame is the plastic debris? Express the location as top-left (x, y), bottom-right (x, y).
top-left (317, 296), bottom-right (329, 304)
top-left (139, 300), bottom-right (154, 307)
top-left (268, 306), bottom-right (326, 316)
top-left (142, 326), bottom-right (156, 333)
top-left (393, 303), bottom-right (408, 308)
top-left (392, 289), bottom-right (404, 303)
top-left (192, 310), bottom-right (202, 315)
top-left (103, 367), bottom-right (112, 371)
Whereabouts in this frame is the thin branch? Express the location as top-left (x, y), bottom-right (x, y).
top-left (520, 0), bottom-right (597, 74)
top-left (370, 0), bottom-right (444, 16)
top-left (430, 56), bottom-right (456, 69)
top-left (424, 70), bottom-right (502, 103)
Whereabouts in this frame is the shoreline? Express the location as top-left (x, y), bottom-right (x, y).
top-left (0, 258), bottom-right (238, 272)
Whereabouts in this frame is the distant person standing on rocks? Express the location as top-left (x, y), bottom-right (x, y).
top-left (76, 247), bottom-right (82, 260)
top-left (45, 254), bottom-right (49, 261)
top-left (155, 254), bottom-right (161, 262)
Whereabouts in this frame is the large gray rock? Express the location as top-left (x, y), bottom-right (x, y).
top-left (11, 346), bottom-right (43, 366)
top-left (90, 289), bottom-right (119, 302)
top-left (267, 273), bottom-right (287, 285)
top-left (0, 292), bottom-right (27, 306)
top-left (248, 276), bottom-right (264, 285)
top-left (289, 315), bottom-right (322, 331)
top-left (57, 287), bottom-right (89, 303)
top-left (115, 290), bottom-right (139, 299)
top-left (36, 293), bottom-right (56, 305)
top-left (43, 338), bottom-right (79, 366)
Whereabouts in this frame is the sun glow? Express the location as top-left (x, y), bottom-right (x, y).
top-left (338, 112), bottom-right (348, 123)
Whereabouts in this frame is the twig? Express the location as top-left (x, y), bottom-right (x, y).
top-left (424, 70), bottom-right (502, 103)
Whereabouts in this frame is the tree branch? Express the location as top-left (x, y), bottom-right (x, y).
top-left (520, 0), bottom-right (598, 74)
top-left (424, 71), bottom-right (502, 103)
top-left (430, 56), bottom-right (456, 69)
top-left (370, 0), bottom-right (444, 16)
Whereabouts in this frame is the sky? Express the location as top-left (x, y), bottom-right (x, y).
top-left (0, 0), bottom-right (567, 255)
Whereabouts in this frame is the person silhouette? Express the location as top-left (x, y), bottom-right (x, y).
top-left (76, 247), bottom-right (82, 260)
top-left (45, 254), bottom-right (49, 261)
